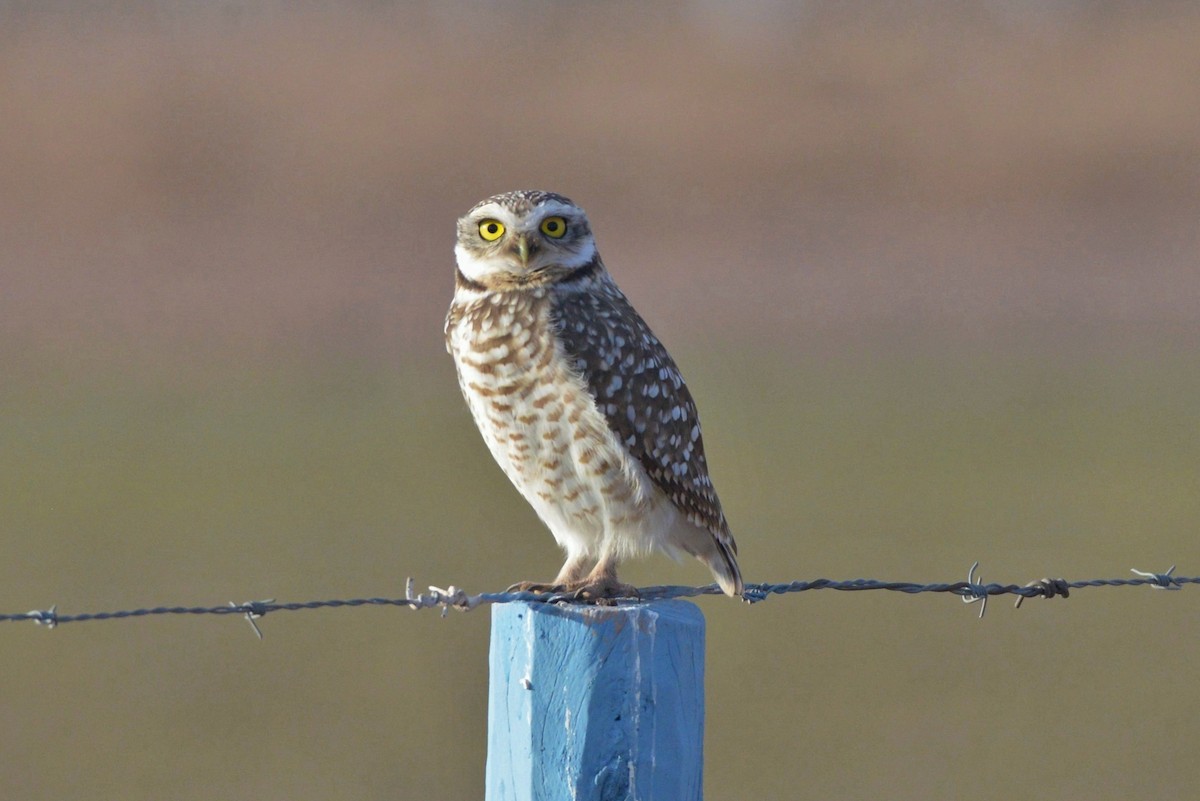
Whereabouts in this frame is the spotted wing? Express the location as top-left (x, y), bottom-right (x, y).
top-left (550, 278), bottom-right (735, 548)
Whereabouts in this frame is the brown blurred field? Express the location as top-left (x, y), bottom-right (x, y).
top-left (2, 3), bottom-right (1198, 800)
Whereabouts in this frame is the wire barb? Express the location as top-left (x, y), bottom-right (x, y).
top-left (403, 579), bottom-right (485, 614)
top-left (427, 585), bottom-right (477, 616)
top-left (1014, 577), bottom-right (1071, 609)
top-left (1130, 565), bottom-right (1181, 591)
top-left (231, 599), bottom-right (275, 639)
top-left (25, 605), bottom-right (59, 629)
top-left (960, 561), bottom-right (990, 618)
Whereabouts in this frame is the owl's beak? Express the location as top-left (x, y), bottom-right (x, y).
top-left (511, 233), bottom-right (539, 269)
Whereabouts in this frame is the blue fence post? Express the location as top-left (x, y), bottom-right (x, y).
top-left (485, 600), bottom-right (706, 801)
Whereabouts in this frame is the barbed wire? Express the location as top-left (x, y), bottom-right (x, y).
top-left (1, 564), bottom-right (1190, 637)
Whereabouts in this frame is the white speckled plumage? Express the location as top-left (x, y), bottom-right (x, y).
top-left (445, 190), bottom-right (742, 597)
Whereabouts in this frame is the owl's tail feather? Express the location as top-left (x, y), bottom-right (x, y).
top-left (701, 536), bottom-right (744, 598)
top-left (676, 519), bottom-right (744, 598)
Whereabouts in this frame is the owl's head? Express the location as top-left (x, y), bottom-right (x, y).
top-left (455, 190), bottom-right (597, 287)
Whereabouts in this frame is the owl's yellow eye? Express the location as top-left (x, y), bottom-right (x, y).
top-left (479, 219), bottom-right (505, 241)
top-left (540, 216), bottom-right (567, 238)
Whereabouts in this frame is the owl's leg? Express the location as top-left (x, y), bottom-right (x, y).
top-left (506, 553), bottom-right (593, 594)
top-left (564, 556), bottom-right (639, 603)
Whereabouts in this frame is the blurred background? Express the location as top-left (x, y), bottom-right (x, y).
top-left (2, 1), bottom-right (1198, 798)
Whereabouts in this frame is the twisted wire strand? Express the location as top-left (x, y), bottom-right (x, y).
top-left (1, 565), bottom-right (1190, 634)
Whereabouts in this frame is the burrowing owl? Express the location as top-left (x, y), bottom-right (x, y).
top-left (445, 190), bottom-right (742, 599)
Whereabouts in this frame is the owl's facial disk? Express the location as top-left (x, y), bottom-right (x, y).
top-left (455, 198), bottom-right (596, 286)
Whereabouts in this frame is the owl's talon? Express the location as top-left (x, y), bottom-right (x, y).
top-left (567, 581), bottom-right (640, 605)
top-left (506, 581), bottom-right (565, 595)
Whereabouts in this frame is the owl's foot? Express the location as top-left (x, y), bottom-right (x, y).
top-left (505, 580), bottom-right (566, 594)
top-left (564, 578), bottom-right (640, 605)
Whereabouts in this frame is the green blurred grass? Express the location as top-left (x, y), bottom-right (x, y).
top-left (2, 344), bottom-right (1197, 799)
